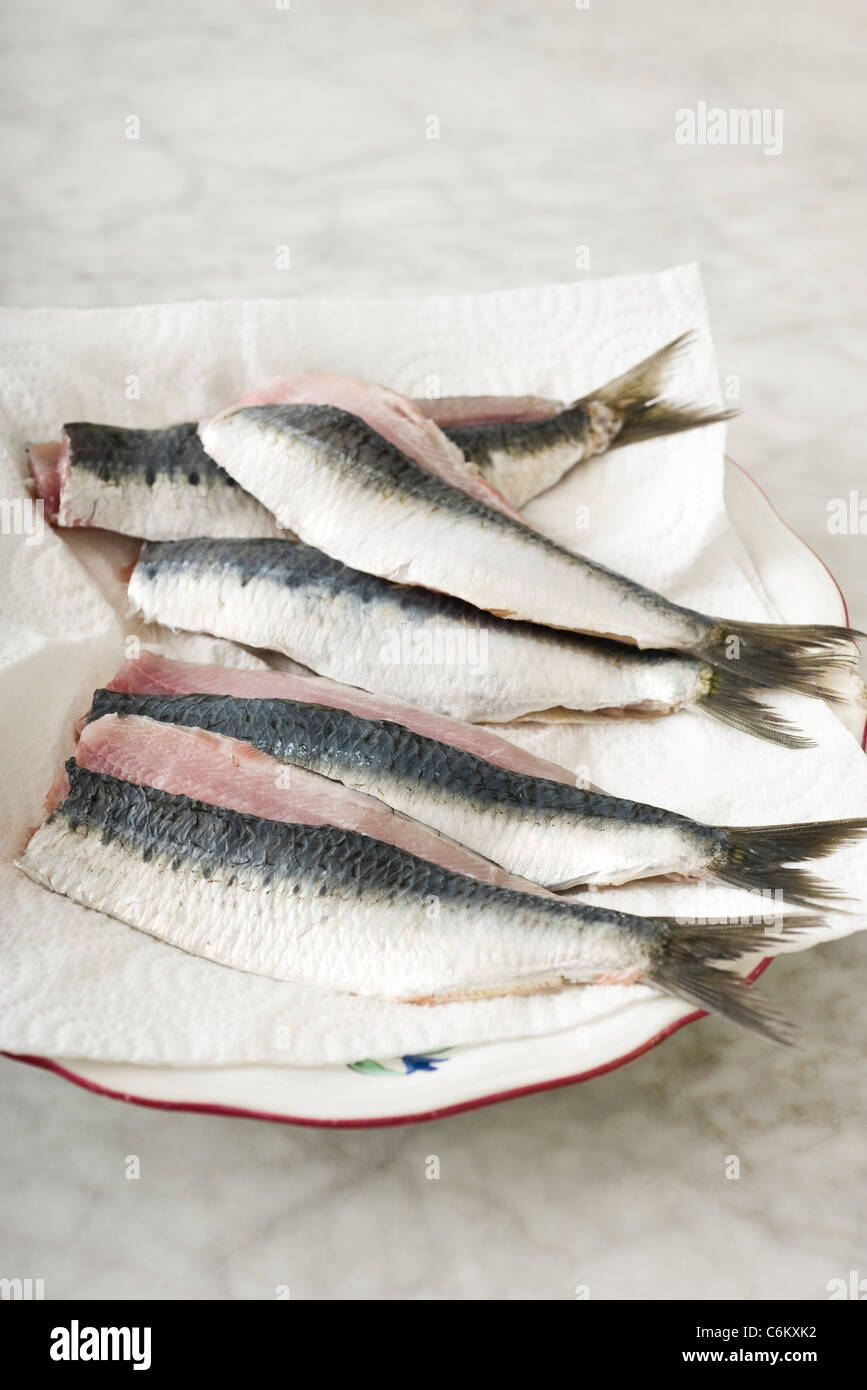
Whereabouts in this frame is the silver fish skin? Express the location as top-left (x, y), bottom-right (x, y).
top-left (446, 400), bottom-right (620, 510)
top-left (28, 372), bottom-right (520, 539)
top-left (87, 690), bottom-right (867, 901)
top-left (28, 341), bottom-right (717, 537)
top-left (200, 401), bottom-right (710, 646)
top-left (18, 761), bottom-right (797, 1037)
top-left (199, 405), bottom-right (862, 700)
top-left (441, 334), bottom-right (734, 508)
top-left (30, 423), bottom-right (284, 540)
top-left (128, 537), bottom-right (774, 734)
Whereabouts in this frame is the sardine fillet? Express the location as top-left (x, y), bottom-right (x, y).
top-left (201, 403), bottom-right (707, 648)
top-left (76, 712), bottom-right (548, 897)
top-left (85, 693), bottom-right (707, 892)
top-left (109, 650), bottom-right (585, 787)
top-left (20, 762), bottom-right (658, 1000)
top-left (128, 539), bottom-right (709, 725)
top-left (199, 400), bottom-right (862, 697)
top-left (89, 685), bottom-right (867, 903)
top-left (21, 756), bottom-right (798, 1037)
top-left (33, 424), bottom-right (284, 540)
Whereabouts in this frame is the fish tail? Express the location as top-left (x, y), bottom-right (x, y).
top-left (610, 399), bottom-right (737, 449)
top-left (650, 958), bottom-right (790, 1042)
top-left (649, 915), bottom-right (822, 1043)
top-left (588, 332), bottom-right (736, 449)
top-left (711, 820), bottom-right (867, 908)
top-left (693, 619), bottom-right (865, 703)
top-left (694, 664), bottom-right (815, 748)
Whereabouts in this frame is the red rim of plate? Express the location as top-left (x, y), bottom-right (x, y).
top-left (4, 460), bottom-right (864, 1128)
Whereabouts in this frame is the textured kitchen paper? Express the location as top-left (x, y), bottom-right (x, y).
top-left (0, 265), bottom-right (865, 1068)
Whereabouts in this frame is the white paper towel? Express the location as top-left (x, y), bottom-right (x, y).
top-left (0, 265), bottom-right (865, 1068)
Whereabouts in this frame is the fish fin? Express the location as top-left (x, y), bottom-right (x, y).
top-left (610, 399), bottom-right (737, 450)
top-left (648, 915), bottom-right (824, 1043)
top-left (588, 332), bottom-right (736, 448)
top-left (695, 665), bottom-right (815, 748)
top-left (650, 956), bottom-right (793, 1043)
top-left (694, 620), bottom-right (864, 703)
top-left (712, 820), bottom-right (867, 908)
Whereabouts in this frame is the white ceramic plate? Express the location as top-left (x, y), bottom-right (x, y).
top-left (5, 460), bottom-right (862, 1127)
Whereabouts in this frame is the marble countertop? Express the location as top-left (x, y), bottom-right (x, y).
top-left (2, 0), bottom-right (864, 1300)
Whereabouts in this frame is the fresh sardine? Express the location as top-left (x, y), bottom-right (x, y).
top-left (199, 399), bottom-right (861, 702)
top-left (128, 538), bottom-right (808, 743)
top-left (28, 373), bottom-right (520, 539)
top-left (28, 339), bottom-right (726, 536)
top-left (87, 684), bottom-right (867, 901)
top-left (227, 343), bottom-right (726, 511)
top-left (19, 732), bottom-right (800, 1037)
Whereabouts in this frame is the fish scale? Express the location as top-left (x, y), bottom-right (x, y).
top-left (208, 401), bottom-right (698, 644)
top-left (200, 401), bottom-right (862, 701)
top-left (128, 537), bottom-right (811, 745)
top-left (18, 760), bottom-right (799, 1036)
top-left (42, 422), bottom-right (284, 540)
top-left (84, 690), bottom-right (867, 902)
top-left (30, 338), bottom-right (730, 534)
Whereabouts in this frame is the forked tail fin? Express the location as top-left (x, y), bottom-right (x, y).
top-left (651, 956), bottom-right (790, 1042)
top-left (711, 821), bottom-right (867, 908)
top-left (694, 619), bottom-right (865, 704)
top-left (589, 332), bottom-right (736, 449)
top-left (611, 399), bottom-right (737, 449)
top-left (695, 664), bottom-right (815, 748)
top-left (648, 916), bottom-right (822, 1043)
